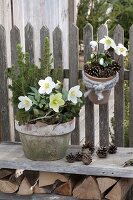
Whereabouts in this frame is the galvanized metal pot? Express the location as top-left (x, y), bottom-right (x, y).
top-left (15, 119), bottom-right (75, 161)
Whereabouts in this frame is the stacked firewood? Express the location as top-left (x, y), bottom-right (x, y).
top-left (0, 168), bottom-right (132, 200)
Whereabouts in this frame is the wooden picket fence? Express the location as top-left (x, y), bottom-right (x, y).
top-left (1, 22), bottom-right (133, 199)
top-left (0, 22), bottom-right (132, 147)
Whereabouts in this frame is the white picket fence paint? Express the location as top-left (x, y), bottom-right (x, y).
top-left (0, 0), bottom-right (81, 68)
top-left (12, 0), bottom-right (69, 68)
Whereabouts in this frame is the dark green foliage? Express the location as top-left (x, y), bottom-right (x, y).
top-left (51, 66), bottom-right (63, 82)
top-left (6, 44), bottom-right (40, 107)
top-left (108, 0), bottom-right (133, 46)
top-left (77, 0), bottom-right (133, 45)
top-left (40, 37), bottom-right (53, 78)
top-left (77, 0), bottom-right (110, 41)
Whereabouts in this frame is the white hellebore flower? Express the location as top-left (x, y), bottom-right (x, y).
top-left (18, 96), bottom-right (32, 111)
top-left (99, 36), bottom-right (116, 50)
top-left (49, 93), bottom-right (65, 112)
top-left (55, 80), bottom-right (62, 89)
top-left (90, 41), bottom-right (98, 51)
top-left (68, 85), bottom-right (82, 104)
top-left (38, 76), bottom-right (55, 94)
top-left (99, 58), bottom-right (104, 65)
top-left (115, 43), bottom-right (128, 56)
top-left (90, 53), bottom-right (95, 59)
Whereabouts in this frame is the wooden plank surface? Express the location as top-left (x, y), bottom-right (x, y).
top-left (0, 193), bottom-right (76, 200)
top-left (83, 23), bottom-right (94, 144)
top-left (0, 26), bottom-right (10, 141)
top-left (69, 24), bottom-right (79, 145)
top-left (0, 143), bottom-right (133, 178)
top-left (114, 25), bottom-right (124, 147)
top-left (98, 24), bottom-right (109, 146)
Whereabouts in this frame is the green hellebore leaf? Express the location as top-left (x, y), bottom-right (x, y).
top-left (33, 108), bottom-right (39, 116)
top-left (35, 92), bottom-right (40, 102)
top-left (62, 89), bottom-right (68, 101)
top-left (30, 87), bottom-right (39, 94)
top-left (39, 103), bottom-right (43, 108)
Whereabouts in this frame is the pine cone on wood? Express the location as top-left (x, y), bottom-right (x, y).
top-left (96, 146), bottom-right (108, 158)
top-left (108, 144), bottom-right (117, 154)
top-left (75, 152), bottom-right (83, 161)
top-left (82, 148), bottom-right (92, 165)
top-left (82, 154), bottom-right (92, 165)
top-left (66, 153), bottom-right (75, 163)
top-left (82, 141), bottom-right (95, 154)
top-left (82, 148), bottom-right (91, 156)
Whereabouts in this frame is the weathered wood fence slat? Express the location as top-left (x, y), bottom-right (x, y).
top-left (98, 24), bottom-right (109, 146)
top-left (25, 23), bottom-right (34, 64)
top-left (83, 23), bottom-right (94, 144)
top-left (10, 25), bottom-right (21, 141)
top-left (0, 22), bottom-right (132, 148)
top-left (69, 24), bottom-right (79, 144)
top-left (0, 25), bottom-right (10, 141)
top-left (53, 27), bottom-right (62, 69)
top-left (129, 25), bottom-right (133, 147)
top-left (114, 24), bottom-right (124, 147)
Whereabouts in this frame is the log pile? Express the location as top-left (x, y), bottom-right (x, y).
top-left (0, 168), bottom-right (132, 200)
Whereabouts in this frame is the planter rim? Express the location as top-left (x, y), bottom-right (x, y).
top-left (84, 72), bottom-right (115, 82)
top-left (15, 118), bottom-right (75, 137)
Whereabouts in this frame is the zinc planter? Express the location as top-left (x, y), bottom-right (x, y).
top-left (15, 119), bottom-right (75, 161)
top-left (83, 71), bottom-right (119, 104)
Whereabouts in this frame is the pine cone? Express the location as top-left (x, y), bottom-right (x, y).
top-left (82, 148), bottom-right (91, 156)
top-left (66, 153), bottom-right (75, 163)
top-left (82, 154), bottom-right (92, 165)
top-left (75, 152), bottom-right (83, 161)
top-left (96, 146), bottom-right (108, 158)
top-left (82, 148), bottom-right (92, 165)
top-left (108, 144), bottom-right (117, 154)
top-left (82, 141), bottom-right (95, 154)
